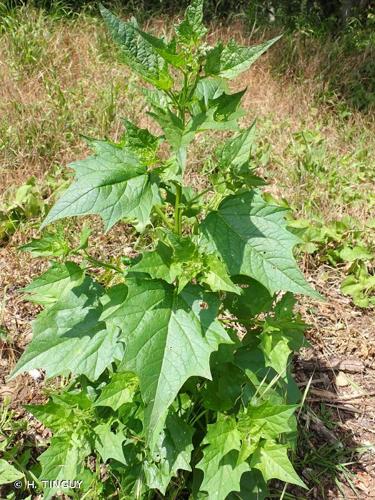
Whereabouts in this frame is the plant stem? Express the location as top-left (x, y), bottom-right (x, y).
top-left (84, 252), bottom-right (123, 273)
top-left (174, 183), bottom-right (182, 235)
top-left (154, 205), bottom-right (173, 230)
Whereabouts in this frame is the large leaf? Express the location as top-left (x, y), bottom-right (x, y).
top-left (100, 5), bottom-right (172, 89)
top-left (200, 190), bottom-right (320, 297)
top-left (205, 36), bottom-right (281, 79)
top-left (39, 432), bottom-right (91, 497)
top-left (42, 139), bottom-right (160, 231)
top-left (144, 413), bottom-right (194, 494)
top-left (94, 424), bottom-right (127, 465)
top-left (100, 279), bottom-right (231, 446)
top-left (0, 460), bottom-right (23, 485)
top-left (238, 402), bottom-right (297, 440)
top-left (250, 441), bottom-right (306, 488)
top-left (94, 372), bottom-right (138, 411)
top-left (175, 0), bottom-right (207, 45)
top-left (23, 261), bottom-right (84, 306)
top-left (196, 416), bottom-right (249, 500)
top-left (11, 277), bottom-right (120, 381)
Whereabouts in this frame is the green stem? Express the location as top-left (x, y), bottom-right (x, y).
top-left (174, 183), bottom-right (182, 235)
top-left (84, 252), bottom-right (123, 273)
top-left (154, 205), bottom-right (173, 230)
top-left (186, 66), bottom-right (202, 103)
top-left (164, 73), bottom-right (191, 237)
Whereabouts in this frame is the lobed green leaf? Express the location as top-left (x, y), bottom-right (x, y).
top-left (197, 416), bottom-right (249, 500)
top-left (205, 36), bottom-right (282, 79)
top-left (100, 5), bottom-right (173, 89)
top-left (250, 441), bottom-right (307, 488)
top-left (100, 278), bottom-right (231, 447)
top-left (200, 190), bottom-right (321, 298)
top-left (42, 139), bottom-right (160, 231)
top-left (11, 277), bottom-right (121, 381)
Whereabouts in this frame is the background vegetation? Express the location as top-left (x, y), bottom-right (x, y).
top-left (0, 0), bottom-right (374, 498)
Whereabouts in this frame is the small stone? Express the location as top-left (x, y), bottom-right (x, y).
top-left (336, 371), bottom-right (349, 387)
top-left (28, 369), bottom-right (43, 381)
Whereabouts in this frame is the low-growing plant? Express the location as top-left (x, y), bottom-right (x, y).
top-left (0, 177), bottom-right (46, 243)
top-left (9, 1), bottom-right (322, 498)
top-left (0, 170), bottom-right (68, 244)
top-left (289, 215), bottom-right (375, 308)
top-left (0, 399), bottom-right (42, 493)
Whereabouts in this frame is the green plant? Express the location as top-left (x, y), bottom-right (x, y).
top-left (0, 170), bottom-right (69, 244)
top-left (0, 177), bottom-right (46, 243)
top-left (288, 215), bottom-right (375, 308)
top-left (296, 404), bottom-right (362, 499)
top-left (10, 2), bottom-right (321, 497)
top-left (341, 261), bottom-right (375, 308)
top-left (0, 399), bottom-right (42, 495)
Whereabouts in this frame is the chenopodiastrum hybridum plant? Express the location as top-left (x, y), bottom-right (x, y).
top-left (10, 1), bottom-right (321, 498)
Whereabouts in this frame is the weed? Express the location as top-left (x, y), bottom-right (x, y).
top-left (0, 399), bottom-right (42, 495)
top-left (0, 1), bottom-right (373, 497)
top-left (297, 404), bottom-right (364, 499)
top-left (5, 1), bottom-right (323, 497)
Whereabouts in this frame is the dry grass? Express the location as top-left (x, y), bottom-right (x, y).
top-left (1, 10), bottom-right (373, 220)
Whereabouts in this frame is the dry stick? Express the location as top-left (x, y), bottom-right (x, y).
top-left (309, 388), bottom-right (375, 402)
top-left (297, 378), bottom-right (326, 387)
top-left (323, 403), bottom-right (362, 414)
top-left (300, 358), bottom-right (365, 373)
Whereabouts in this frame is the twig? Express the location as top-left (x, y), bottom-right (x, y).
top-left (299, 358), bottom-right (364, 374)
top-left (309, 388), bottom-right (375, 402)
top-left (297, 378), bottom-right (326, 386)
top-left (323, 403), bottom-right (362, 414)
